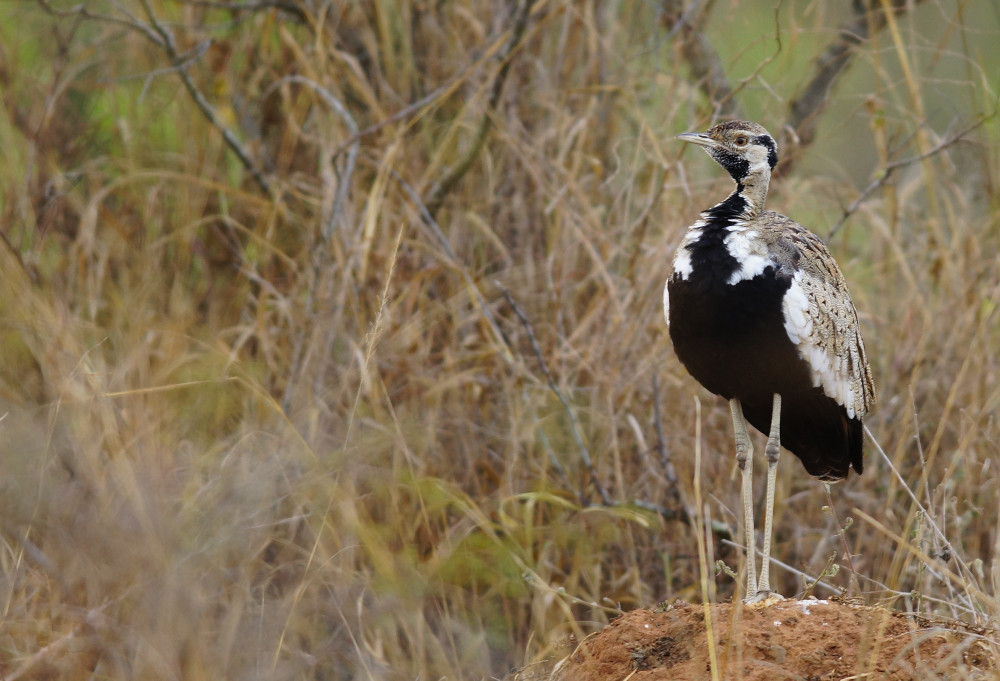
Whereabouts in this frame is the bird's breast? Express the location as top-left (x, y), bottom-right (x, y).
top-left (666, 257), bottom-right (811, 401)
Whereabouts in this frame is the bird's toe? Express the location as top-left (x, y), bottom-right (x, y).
top-left (743, 591), bottom-right (785, 608)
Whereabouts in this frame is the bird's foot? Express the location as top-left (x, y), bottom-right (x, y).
top-left (743, 590), bottom-right (785, 608)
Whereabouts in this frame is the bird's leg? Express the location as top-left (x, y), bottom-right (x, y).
top-left (729, 399), bottom-right (757, 601)
top-left (756, 392), bottom-right (783, 598)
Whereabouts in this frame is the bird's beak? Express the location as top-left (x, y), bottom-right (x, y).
top-left (676, 132), bottom-right (718, 148)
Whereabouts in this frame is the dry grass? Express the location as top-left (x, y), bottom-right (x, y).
top-left (0, 1), bottom-right (999, 679)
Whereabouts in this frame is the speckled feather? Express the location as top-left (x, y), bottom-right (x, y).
top-left (737, 211), bottom-right (875, 419)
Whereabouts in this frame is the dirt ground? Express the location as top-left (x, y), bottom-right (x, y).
top-left (511, 599), bottom-right (995, 681)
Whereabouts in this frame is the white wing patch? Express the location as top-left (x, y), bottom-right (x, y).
top-left (671, 218), bottom-right (707, 281)
top-left (666, 220), bottom-right (707, 326)
top-left (724, 226), bottom-right (773, 284)
top-left (673, 248), bottom-right (693, 280)
top-left (663, 280), bottom-right (671, 326)
top-left (782, 270), bottom-right (869, 418)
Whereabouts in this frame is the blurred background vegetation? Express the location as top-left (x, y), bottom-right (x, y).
top-left (0, 0), bottom-right (998, 678)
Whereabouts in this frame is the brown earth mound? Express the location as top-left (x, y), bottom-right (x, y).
top-left (514, 600), bottom-right (994, 681)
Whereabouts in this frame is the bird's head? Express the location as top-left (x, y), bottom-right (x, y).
top-left (677, 121), bottom-right (778, 183)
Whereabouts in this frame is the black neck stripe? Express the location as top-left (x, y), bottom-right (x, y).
top-left (755, 135), bottom-right (778, 170)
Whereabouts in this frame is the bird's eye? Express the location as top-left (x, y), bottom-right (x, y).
top-left (735, 136), bottom-right (749, 147)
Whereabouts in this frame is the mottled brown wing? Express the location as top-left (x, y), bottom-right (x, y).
top-left (779, 229), bottom-right (876, 419)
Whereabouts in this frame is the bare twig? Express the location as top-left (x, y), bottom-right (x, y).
top-left (390, 171), bottom-right (513, 365)
top-left (724, 6), bottom-right (783, 112)
top-left (16, 534), bottom-right (57, 575)
top-left (651, 373), bottom-right (678, 486)
top-left (329, 0), bottom-right (564, 159)
top-left (38, 0), bottom-right (165, 43)
top-left (142, 0), bottom-right (272, 193)
top-left (6, 629), bottom-right (82, 681)
top-left (537, 429), bottom-right (580, 501)
top-left (722, 538), bottom-right (840, 596)
top-left (783, 0), bottom-right (929, 167)
top-left (331, 48), bottom-right (501, 159)
top-left (824, 483), bottom-right (861, 597)
top-left (271, 76), bottom-right (360, 410)
top-left (631, 498), bottom-right (695, 526)
top-left (423, 0), bottom-right (536, 218)
top-left (864, 424), bottom-right (981, 602)
top-left (497, 283), bottom-right (611, 506)
top-left (660, 0), bottom-right (739, 119)
top-left (180, 0), bottom-right (308, 22)
top-left (136, 38), bottom-right (211, 102)
top-left (271, 75), bottom-right (359, 242)
top-left (827, 116), bottom-right (987, 239)
top-left (40, 0), bottom-right (272, 194)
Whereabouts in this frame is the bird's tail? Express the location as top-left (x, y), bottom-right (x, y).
top-left (741, 390), bottom-right (863, 481)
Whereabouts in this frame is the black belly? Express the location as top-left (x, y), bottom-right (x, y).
top-left (667, 268), bottom-right (862, 480)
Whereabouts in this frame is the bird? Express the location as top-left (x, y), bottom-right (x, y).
top-left (663, 120), bottom-right (875, 604)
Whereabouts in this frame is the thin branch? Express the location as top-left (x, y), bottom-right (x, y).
top-left (631, 498), bottom-right (695, 526)
top-left (722, 538), bottom-right (840, 596)
top-left (180, 0), bottom-right (309, 23)
top-left (177, 65), bottom-right (271, 193)
top-left (332, 82), bottom-right (463, 158)
top-left (137, 38), bottom-right (211, 102)
top-left (827, 115), bottom-right (987, 239)
top-left (651, 373), bottom-right (678, 487)
top-left (863, 423), bottom-right (982, 600)
top-left (328, 1), bottom-right (564, 159)
top-left (391, 171), bottom-right (513, 365)
top-left (721, 5), bottom-right (783, 115)
top-left (423, 0), bottom-right (536, 218)
top-left (680, 30), bottom-right (738, 120)
top-left (273, 76), bottom-right (360, 410)
top-left (41, 0), bottom-right (272, 194)
top-left (37, 0), bottom-right (166, 45)
top-left (497, 284), bottom-right (611, 506)
top-left (537, 429), bottom-right (581, 503)
top-left (143, 0), bottom-right (272, 193)
top-left (330, 39), bottom-right (512, 159)
top-left (660, 0), bottom-right (740, 119)
top-left (783, 0), bottom-right (929, 166)
top-left (272, 75), bottom-right (359, 242)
